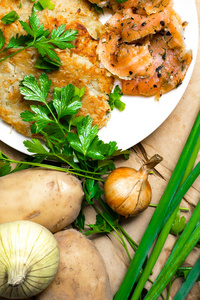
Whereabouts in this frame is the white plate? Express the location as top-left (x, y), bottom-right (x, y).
top-left (0, 0), bottom-right (198, 153)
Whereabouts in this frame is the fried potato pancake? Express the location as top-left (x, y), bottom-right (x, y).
top-left (0, 1), bottom-right (113, 137)
top-left (0, 0), bottom-right (103, 39)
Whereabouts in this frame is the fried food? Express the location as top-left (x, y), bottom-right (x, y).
top-left (0, 1), bottom-right (113, 137)
top-left (0, 0), bottom-right (103, 39)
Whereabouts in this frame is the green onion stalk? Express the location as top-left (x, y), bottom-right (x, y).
top-left (114, 110), bottom-right (200, 300)
top-left (173, 255), bottom-right (200, 300)
top-left (144, 201), bottom-right (200, 299)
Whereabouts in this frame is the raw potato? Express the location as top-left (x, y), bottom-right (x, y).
top-left (36, 229), bottom-right (113, 300)
top-left (0, 168), bottom-right (84, 232)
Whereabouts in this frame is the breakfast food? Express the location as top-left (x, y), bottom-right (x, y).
top-left (0, 0), bottom-right (114, 137)
top-left (0, 0), bottom-right (193, 138)
top-left (0, 0), bottom-right (103, 39)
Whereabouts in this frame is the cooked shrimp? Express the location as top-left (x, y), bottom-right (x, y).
top-left (121, 32), bottom-right (192, 98)
top-left (109, 0), bottom-right (171, 15)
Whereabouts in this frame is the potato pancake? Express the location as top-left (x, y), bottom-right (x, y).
top-left (0, 0), bottom-right (113, 137)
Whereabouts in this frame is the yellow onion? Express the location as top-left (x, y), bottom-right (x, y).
top-left (0, 220), bottom-right (60, 299)
top-left (104, 154), bottom-right (163, 217)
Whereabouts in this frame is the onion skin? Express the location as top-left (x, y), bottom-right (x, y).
top-left (104, 154), bottom-right (163, 217)
top-left (0, 220), bottom-right (60, 299)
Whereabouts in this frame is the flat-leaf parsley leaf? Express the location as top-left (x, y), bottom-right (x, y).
top-left (0, 11), bottom-right (78, 71)
top-left (1, 11), bottom-right (20, 25)
top-left (109, 85), bottom-right (126, 111)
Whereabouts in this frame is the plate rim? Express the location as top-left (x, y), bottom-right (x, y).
top-left (0, 0), bottom-right (199, 153)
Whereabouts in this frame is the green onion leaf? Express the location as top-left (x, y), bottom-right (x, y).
top-left (114, 110), bottom-right (200, 300)
top-left (130, 161), bottom-right (200, 300)
top-left (144, 201), bottom-right (200, 299)
top-left (173, 256), bottom-right (200, 300)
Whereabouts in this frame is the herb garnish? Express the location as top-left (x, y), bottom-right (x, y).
top-left (115, 0), bottom-right (128, 3)
top-left (109, 85), bottom-right (126, 111)
top-left (92, 4), bottom-right (104, 15)
top-left (31, 0), bottom-right (55, 10)
top-left (37, 0), bottom-right (55, 10)
top-left (0, 11), bottom-right (78, 71)
top-left (17, 73), bottom-right (128, 178)
top-left (1, 11), bottom-right (20, 25)
top-left (170, 209), bottom-right (186, 237)
top-left (0, 72), bottom-right (134, 258)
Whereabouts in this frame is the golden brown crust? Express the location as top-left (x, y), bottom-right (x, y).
top-left (0, 1), bottom-right (114, 137)
top-left (0, 0), bottom-right (103, 39)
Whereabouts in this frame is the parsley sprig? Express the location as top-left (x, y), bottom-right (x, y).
top-left (109, 85), bottom-right (126, 111)
top-left (0, 73), bottom-right (135, 266)
top-left (13, 73), bottom-right (127, 179)
top-left (0, 11), bottom-right (78, 71)
top-left (76, 179), bottom-right (138, 260)
top-left (170, 209), bottom-right (187, 237)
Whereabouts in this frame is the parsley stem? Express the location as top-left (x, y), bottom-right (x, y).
top-left (51, 153), bottom-right (108, 176)
top-left (92, 204), bottom-right (132, 261)
top-left (97, 197), bottom-right (138, 251)
top-left (0, 46), bottom-right (29, 62)
top-left (1, 157), bottom-right (105, 181)
top-left (118, 226), bottom-right (138, 251)
top-left (45, 102), bottom-right (68, 139)
top-left (149, 203), bottom-right (190, 211)
top-left (60, 161), bottom-right (108, 177)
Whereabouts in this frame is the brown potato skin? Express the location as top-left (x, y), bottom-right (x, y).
top-left (0, 169), bottom-right (84, 232)
top-left (36, 229), bottom-right (113, 300)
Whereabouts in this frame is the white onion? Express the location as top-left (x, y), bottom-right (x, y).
top-left (0, 220), bottom-right (60, 299)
